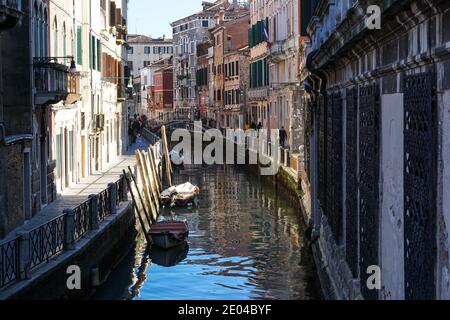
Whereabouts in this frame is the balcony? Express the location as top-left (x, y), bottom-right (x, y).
top-left (33, 58), bottom-right (69, 106)
top-left (268, 42), bottom-right (286, 63)
top-left (116, 31), bottom-right (126, 45)
top-left (248, 87), bottom-right (269, 101)
top-left (65, 70), bottom-right (81, 105)
top-left (116, 24), bottom-right (127, 36)
top-left (0, 0), bottom-right (23, 31)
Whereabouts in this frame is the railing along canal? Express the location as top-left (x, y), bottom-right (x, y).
top-left (0, 175), bottom-right (129, 290)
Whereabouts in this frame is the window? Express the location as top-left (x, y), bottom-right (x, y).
top-left (202, 20), bottom-right (209, 27)
top-left (53, 18), bottom-right (58, 57)
top-left (128, 46), bottom-right (134, 54)
top-left (144, 46), bottom-right (151, 54)
top-left (63, 24), bottom-right (67, 63)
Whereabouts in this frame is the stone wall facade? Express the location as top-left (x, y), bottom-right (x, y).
top-left (306, 0), bottom-right (450, 300)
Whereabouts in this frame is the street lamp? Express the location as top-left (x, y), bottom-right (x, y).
top-left (68, 58), bottom-right (77, 73)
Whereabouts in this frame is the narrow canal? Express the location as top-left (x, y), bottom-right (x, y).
top-left (94, 164), bottom-right (321, 300)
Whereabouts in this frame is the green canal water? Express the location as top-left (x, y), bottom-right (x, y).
top-left (94, 165), bottom-right (321, 300)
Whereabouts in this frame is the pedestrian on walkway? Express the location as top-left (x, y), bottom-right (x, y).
top-left (279, 126), bottom-right (287, 149)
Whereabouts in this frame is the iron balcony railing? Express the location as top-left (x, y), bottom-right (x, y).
top-left (0, 176), bottom-right (128, 291)
top-left (33, 57), bottom-right (69, 105)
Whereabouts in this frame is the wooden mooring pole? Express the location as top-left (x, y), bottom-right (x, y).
top-left (122, 169), bottom-right (152, 244)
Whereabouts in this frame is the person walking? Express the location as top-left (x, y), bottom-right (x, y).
top-left (257, 122), bottom-right (263, 130)
top-left (279, 126), bottom-right (287, 149)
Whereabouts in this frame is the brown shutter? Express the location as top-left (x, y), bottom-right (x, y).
top-left (102, 53), bottom-right (107, 77)
top-left (109, 1), bottom-right (116, 26)
top-left (115, 8), bottom-right (122, 26)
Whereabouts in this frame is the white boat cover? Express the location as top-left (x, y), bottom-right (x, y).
top-left (175, 182), bottom-right (197, 194)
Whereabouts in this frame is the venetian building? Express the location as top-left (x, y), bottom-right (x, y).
top-left (305, 0), bottom-right (450, 300)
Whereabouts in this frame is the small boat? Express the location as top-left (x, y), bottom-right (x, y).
top-left (173, 182), bottom-right (200, 207)
top-left (149, 221), bottom-right (189, 249)
top-left (160, 182), bottom-right (200, 207)
top-left (160, 186), bottom-right (177, 207)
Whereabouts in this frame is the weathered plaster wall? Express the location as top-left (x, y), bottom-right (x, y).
top-left (380, 93), bottom-right (405, 300)
top-left (438, 90), bottom-right (450, 299)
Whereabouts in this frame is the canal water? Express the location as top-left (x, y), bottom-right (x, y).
top-left (94, 165), bottom-right (321, 300)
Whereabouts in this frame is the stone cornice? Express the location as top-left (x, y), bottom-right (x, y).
top-left (309, 0), bottom-right (448, 72)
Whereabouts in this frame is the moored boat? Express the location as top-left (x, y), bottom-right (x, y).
top-left (160, 182), bottom-right (200, 207)
top-left (160, 186), bottom-right (177, 207)
top-left (174, 183), bottom-right (200, 207)
top-left (149, 221), bottom-right (189, 249)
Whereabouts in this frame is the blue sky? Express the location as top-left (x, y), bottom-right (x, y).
top-left (128, 0), bottom-right (201, 38)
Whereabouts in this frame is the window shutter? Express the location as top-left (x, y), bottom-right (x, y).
top-left (102, 53), bottom-right (107, 77)
top-left (97, 39), bottom-right (101, 71)
top-left (109, 1), bottom-right (116, 26)
top-left (115, 8), bottom-right (121, 26)
top-left (89, 35), bottom-right (93, 69)
top-left (77, 26), bottom-right (83, 65)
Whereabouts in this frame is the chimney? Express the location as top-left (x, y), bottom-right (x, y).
top-left (219, 8), bottom-right (225, 23)
top-left (163, 34), bottom-right (165, 40)
top-left (215, 13), bottom-right (220, 25)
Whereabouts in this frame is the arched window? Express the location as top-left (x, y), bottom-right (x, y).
top-left (39, 5), bottom-right (44, 57)
top-left (53, 17), bottom-right (58, 58)
top-left (44, 11), bottom-right (48, 56)
top-left (33, 2), bottom-right (39, 56)
top-left (62, 23), bottom-right (67, 63)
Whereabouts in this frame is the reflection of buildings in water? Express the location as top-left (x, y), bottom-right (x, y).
top-left (169, 165), bottom-right (315, 299)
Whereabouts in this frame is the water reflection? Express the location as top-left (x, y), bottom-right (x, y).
top-left (149, 243), bottom-right (189, 267)
top-left (94, 165), bottom-right (320, 300)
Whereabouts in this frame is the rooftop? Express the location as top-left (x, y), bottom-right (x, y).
top-left (127, 34), bottom-right (173, 44)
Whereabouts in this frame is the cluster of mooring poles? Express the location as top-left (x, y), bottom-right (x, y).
top-left (123, 126), bottom-right (173, 243)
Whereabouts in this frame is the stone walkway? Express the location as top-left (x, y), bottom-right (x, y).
top-left (3, 138), bottom-right (149, 241)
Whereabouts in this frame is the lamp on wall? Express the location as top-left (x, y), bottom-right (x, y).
top-left (68, 58), bottom-right (78, 73)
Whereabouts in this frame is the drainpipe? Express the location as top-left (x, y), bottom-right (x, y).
top-left (305, 49), bottom-right (328, 242)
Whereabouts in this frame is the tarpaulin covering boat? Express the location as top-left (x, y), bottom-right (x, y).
top-left (160, 182), bottom-right (200, 207)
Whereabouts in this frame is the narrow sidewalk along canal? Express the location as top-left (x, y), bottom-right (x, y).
top-left (94, 164), bottom-right (321, 300)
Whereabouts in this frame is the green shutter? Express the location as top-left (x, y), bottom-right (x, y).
top-left (97, 39), bottom-right (101, 71)
top-left (89, 35), bottom-right (93, 69)
top-left (77, 27), bottom-right (83, 65)
top-left (93, 36), bottom-right (96, 70)
top-left (257, 60), bottom-right (262, 87)
top-left (256, 21), bottom-right (261, 44)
